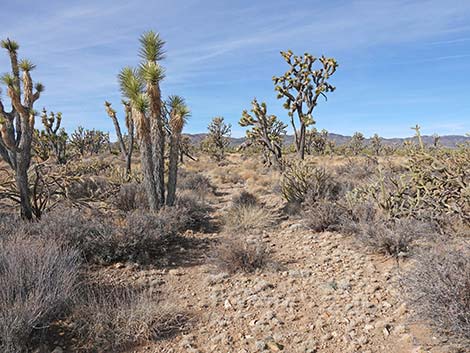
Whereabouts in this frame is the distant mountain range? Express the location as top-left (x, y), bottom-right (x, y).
top-left (184, 133), bottom-right (470, 148)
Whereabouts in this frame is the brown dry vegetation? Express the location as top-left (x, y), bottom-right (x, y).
top-left (1, 146), bottom-right (469, 353)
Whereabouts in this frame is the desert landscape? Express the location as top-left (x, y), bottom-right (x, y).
top-left (1, 1), bottom-right (469, 353)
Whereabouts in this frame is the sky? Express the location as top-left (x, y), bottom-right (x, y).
top-left (1, 0), bottom-right (470, 138)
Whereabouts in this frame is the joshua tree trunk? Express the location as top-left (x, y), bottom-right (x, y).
top-left (148, 85), bottom-right (165, 208)
top-left (16, 158), bottom-right (33, 219)
top-left (134, 108), bottom-right (160, 210)
top-left (0, 38), bottom-right (43, 219)
top-left (166, 132), bottom-right (180, 206)
top-left (104, 101), bottom-right (134, 175)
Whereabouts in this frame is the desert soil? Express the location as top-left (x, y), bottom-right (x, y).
top-left (91, 166), bottom-right (464, 353)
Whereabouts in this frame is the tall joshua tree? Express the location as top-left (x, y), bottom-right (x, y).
top-left (0, 39), bottom-right (44, 219)
top-left (240, 98), bottom-right (287, 169)
top-left (166, 95), bottom-right (190, 206)
top-left (273, 51), bottom-right (337, 159)
top-left (119, 31), bottom-right (166, 210)
top-left (104, 100), bottom-right (134, 174)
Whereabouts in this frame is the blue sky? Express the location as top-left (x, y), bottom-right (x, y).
top-left (1, 0), bottom-right (470, 138)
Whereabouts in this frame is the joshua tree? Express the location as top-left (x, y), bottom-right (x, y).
top-left (349, 132), bottom-right (365, 155)
top-left (104, 100), bottom-right (134, 174)
top-left (119, 31), bottom-right (166, 210)
top-left (34, 108), bottom-right (68, 164)
top-left (166, 95), bottom-right (190, 206)
top-left (273, 51), bottom-right (338, 159)
top-left (240, 98), bottom-right (287, 169)
top-left (370, 133), bottom-right (383, 156)
top-left (0, 39), bottom-right (44, 219)
top-left (203, 116), bottom-right (231, 161)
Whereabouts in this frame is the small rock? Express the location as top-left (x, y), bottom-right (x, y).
top-left (51, 348), bottom-right (63, 353)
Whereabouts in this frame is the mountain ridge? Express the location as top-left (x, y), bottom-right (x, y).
top-left (184, 133), bottom-right (470, 148)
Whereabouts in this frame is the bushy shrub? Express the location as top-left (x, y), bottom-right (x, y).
top-left (358, 218), bottom-right (436, 257)
top-left (224, 204), bottom-right (276, 234)
top-left (113, 182), bottom-right (148, 211)
top-left (0, 233), bottom-right (80, 353)
top-left (210, 237), bottom-right (273, 273)
top-left (232, 191), bottom-right (258, 207)
top-left (281, 161), bottom-right (342, 204)
top-left (71, 285), bottom-right (188, 352)
top-left (302, 199), bottom-right (343, 232)
top-left (29, 208), bottom-right (116, 263)
top-left (178, 171), bottom-right (215, 198)
top-left (402, 245), bottom-right (470, 341)
top-left (116, 210), bottom-right (175, 263)
top-left (338, 200), bottom-right (380, 236)
top-left (175, 191), bottom-right (212, 231)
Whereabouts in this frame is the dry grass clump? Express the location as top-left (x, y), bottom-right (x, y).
top-left (231, 190), bottom-right (258, 207)
top-left (71, 285), bottom-right (190, 352)
top-left (402, 245), bottom-right (470, 342)
top-left (0, 233), bottom-right (80, 353)
top-left (210, 237), bottom-right (273, 273)
top-left (223, 204), bottom-right (276, 234)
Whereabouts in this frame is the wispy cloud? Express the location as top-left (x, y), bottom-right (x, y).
top-left (1, 0), bottom-right (470, 137)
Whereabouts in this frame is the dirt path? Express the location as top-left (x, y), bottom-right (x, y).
top-left (111, 174), bottom-right (457, 353)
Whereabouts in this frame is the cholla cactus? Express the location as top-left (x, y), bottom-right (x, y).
top-left (349, 132), bottom-right (365, 155)
top-left (0, 38), bottom-right (44, 219)
top-left (240, 98), bottom-right (286, 169)
top-left (370, 133), bottom-right (382, 156)
top-left (305, 128), bottom-right (329, 155)
top-left (33, 108), bottom-right (68, 163)
top-left (202, 117), bottom-right (231, 161)
top-left (104, 100), bottom-right (134, 174)
top-left (273, 51), bottom-right (338, 159)
top-left (70, 126), bottom-right (109, 156)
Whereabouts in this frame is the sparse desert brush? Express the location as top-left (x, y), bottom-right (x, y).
top-left (334, 157), bottom-right (378, 184)
top-left (27, 207), bottom-right (117, 264)
top-left (177, 170), bottom-right (215, 199)
top-left (224, 204), bottom-right (276, 233)
top-left (174, 190), bottom-right (212, 230)
top-left (71, 285), bottom-right (190, 352)
top-left (113, 182), bottom-right (148, 211)
top-left (0, 233), bottom-right (80, 353)
top-left (357, 218), bottom-right (437, 257)
top-left (402, 245), bottom-right (470, 342)
top-left (231, 190), bottom-right (258, 207)
top-left (302, 199), bottom-right (343, 232)
top-left (210, 236), bottom-right (274, 273)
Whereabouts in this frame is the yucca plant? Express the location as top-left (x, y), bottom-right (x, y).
top-left (166, 95), bottom-right (190, 206)
top-left (0, 38), bottom-right (44, 219)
